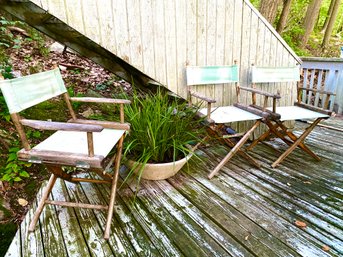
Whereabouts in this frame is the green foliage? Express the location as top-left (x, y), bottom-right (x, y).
top-left (26, 129), bottom-right (41, 139)
top-left (95, 75), bottom-right (120, 91)
top-left (67, 86), bottom-right (84, 110)
top-left (0, 146), bottom-right (31, 184)
top-left (251, 0), bottom-right (343, 57)
top-left (123, 88), bottom-right (204, 186)
top-left (0, 16), bottom-right (24, 50)
top-left (0, 63), bottom-right (14, 79)
top-left (0, 94), bottom-right (11, 122)
top-left (0, 127), bottom-right (43, 184)
top-left (27, 27), bottom-right (50, 57)
top-left (0, 65), bottom-right (14, 122)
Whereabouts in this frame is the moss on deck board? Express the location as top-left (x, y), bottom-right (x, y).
top-left (5, 118), bottom-right (343, 257)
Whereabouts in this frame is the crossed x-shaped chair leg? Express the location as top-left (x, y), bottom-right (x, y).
top-left (248, 118), bottom-right (323, 168)
top-left (208, 120), bottom-right (261, 179)
top-left (28, 135), bottom-right (124, 240)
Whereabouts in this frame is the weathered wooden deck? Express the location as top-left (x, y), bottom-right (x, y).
top-left (5, 119), bottom-right (343, 257)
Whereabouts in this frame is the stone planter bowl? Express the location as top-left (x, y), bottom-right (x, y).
top-left (126, 152), bottom-right (193, 180)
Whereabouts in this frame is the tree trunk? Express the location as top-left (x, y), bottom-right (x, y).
top-left (300, 0), bottom-right (323, 47)
top-left (259, 0), bottom-right (282, 24)
top-left (321, 0), bottom-right (336, 32)
top-left (322, 0), bottom-right (342, 48)
top-left (276, 0), bottom-right (293, 33)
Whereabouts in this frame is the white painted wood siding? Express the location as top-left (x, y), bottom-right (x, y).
top-left (30, 0), bottom-right (300, 133)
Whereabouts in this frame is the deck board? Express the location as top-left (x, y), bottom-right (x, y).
top-left (5, 118), bottom-right (343, 257)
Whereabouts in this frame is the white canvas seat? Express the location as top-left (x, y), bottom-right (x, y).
top-left (247, 65), bottom-right (336, 168)
top-left (199, 106), bottom-right (261, 124)
top-left (186, 64), bottom-right (279, 179)
top-left (0, 68), bottom-right (131, 240)
top-left (33, 129), bottom-right (125, 157)
top-left (267, 106), bottom-right (329, 121)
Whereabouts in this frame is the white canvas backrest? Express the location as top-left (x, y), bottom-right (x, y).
top-left (186, 65), bottom-right (239, 85)
top-left (251, 66), bottom-right (300, 83)
top-left (0, 68), bottom-right (66, 114)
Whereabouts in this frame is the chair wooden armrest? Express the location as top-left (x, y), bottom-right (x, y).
top-left (234, 103), bottom-right (280, 120)
top-left (294, 102), bottom-right (332, 116)
top-left (20, 119), bottom-right (104, 132)
top-left (69, 119), bottom-right (130, 130)
top-left (297, 87), bottom-right (336, 96)
top-left (248, 104), bottom-right (281, 120)
top-left (70, 97), bottom-right (131, 104)
top-left (239, 86), bottom-right (281, 99)
top-left (189, 91), bottom-right (216, 103)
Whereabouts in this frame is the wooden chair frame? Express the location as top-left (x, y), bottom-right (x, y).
top-left (246, 65), bottom-right (335, 167)
top-left (186, 63), bottom-right (279, 179)
top-left (1, 70), bottom-right (130, 240)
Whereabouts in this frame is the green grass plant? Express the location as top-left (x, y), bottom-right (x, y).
top-left (123, 88), bottom-right (204, 185)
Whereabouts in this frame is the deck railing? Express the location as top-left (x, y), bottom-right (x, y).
top-left (301, 57), bottom-right (343, 115)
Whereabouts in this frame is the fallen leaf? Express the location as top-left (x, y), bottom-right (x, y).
top-left (18, 198), bottom-right (28, 207)
top-left (295, 220), bottom-right (307, 228)
top-left (322, 245), bottom-right (330, 252)
top-left (244, 235), bottom-right (249, 241)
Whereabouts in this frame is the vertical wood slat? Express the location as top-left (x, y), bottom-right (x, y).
top-left (164, 0), bottom-right (178, 94)
top-left (322, 69), bottom-right (331, 109)
top-left (127, 0), bottom-right (144, 72)
top-left (113, 0), bottom-right (130, 62)
top-left (206, 0), bottom-right (217, 101)
top-left (141, 0), bottom-right (156, 80)
top-left (214, 0), bottom-right (226, 105)
top-left (329, 70), bottom-right (340, 111)
top-left (152, 0), bottom-right (166, 84)
top-left (240, 2), bottom-right (251, 106)
top-left (87, 132), bottom-right (94, 157)
top-left (222, 0), bottom-right (235, 106)
top-left (175, 0), bottom-right (187, 97)
top-left (195, 0), bottom-right (208, 103)
top-left (313, 69), bottom-right (324, 107)
top-left (28, 0), bottom-right (302, 134)
top-left (97, 0), bottom-right (116, 53)
top-left (64, 0), bottom-right (85, 34)
top-left (80, 0), bottom-right (100, 44)
top-left (306, 69), bottom-right (316, 105)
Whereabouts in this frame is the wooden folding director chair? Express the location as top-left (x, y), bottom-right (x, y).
top-left (186, 64), bottom-right (278, 179)
top-left (0, 68), bottom-right (130, 240)
top-left (247, 65), bottom-right (335, 168)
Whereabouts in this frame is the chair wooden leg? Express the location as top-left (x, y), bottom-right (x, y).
top-left (272, 119), bottom-right (322, 168)
top-left (246, 128), bottom-right (271, 151)
top-left (275, 121), bottom-right (320, 161)
top-left (104, 135), bottom-right (124, 240)
top-left (208, 125), bottom-right (260, 168)
top-left (29, 174), bottom-right (57, 232)
top-left (208, 120), bottom-right (261, 179)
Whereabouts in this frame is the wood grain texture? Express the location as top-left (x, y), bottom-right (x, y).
top-left (6, 118), bottom-right (343, 257)
top-left (9, 0), bottom-right (301, 135)
top-left (70, 97), bottom-right (131, 104)
top-left (20, 119), bottom-right (104, 132)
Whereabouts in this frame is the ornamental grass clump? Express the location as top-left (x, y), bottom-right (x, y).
top-left (123, 88), bottom-right (204, 179)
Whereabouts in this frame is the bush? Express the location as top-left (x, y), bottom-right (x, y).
top-left (124, 89), bottom-right (204, 164)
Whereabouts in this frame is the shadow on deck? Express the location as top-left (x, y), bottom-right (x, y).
top-left (5, 119), bottom-right (343, 257)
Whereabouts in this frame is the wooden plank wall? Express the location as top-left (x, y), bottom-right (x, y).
top-left (301, 58), bottom-right (343, 115)
top-left (29, 0), bottom-right (300, 132)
